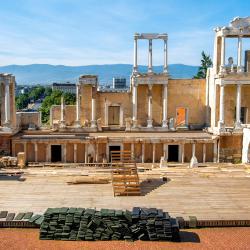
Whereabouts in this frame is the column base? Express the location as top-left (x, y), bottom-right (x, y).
top-left (147, 119), bottom-right (153, 128)
top-left (237, 66), bottom-right (244, 73)
top-left (217, 120), bottom-right (226, 131)
top-left (59, 120), bottom-right (66, 129)
top-left (219, 66), bottom-right (227, 76)
top-left (234, 121), bottom-right (242, 130)
top-left (74, 120), bottom-right (81, 128)
top-left (162, 120), bottom-right (168, 128)
top-left (91, 120), bottom-right (97, 128)
top-left (132, 119), bottom-right (138, 128)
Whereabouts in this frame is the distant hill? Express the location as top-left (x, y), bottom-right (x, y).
top-left (0, 64), bottom-right (199, 85)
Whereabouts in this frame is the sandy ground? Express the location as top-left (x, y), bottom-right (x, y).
top-left (0, 228), bottom-right (250, 250)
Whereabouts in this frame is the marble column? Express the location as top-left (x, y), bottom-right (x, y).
top-left (152, 143), bottom-right (156, 163)
top-left (74, 144), bottom-right (77, 163)
top-left (162, 84), bottom-right (168, 128)
top-left (237, 36), bottom-right (243, 73)
top-left (235, 84), bottom-right (242, 128)
top-left (95, 143), bottom-right (99, 163)
top-left (213, 142), bottom-right (218, 163)
top-left (62, 144), bottom-right (66, 162)
top-left (203, 144), bottom-right (206, 163)
top-left (163, 39), bottom-right (168, 74)
top-left (218, 84), bottom-right (225, 129)
top-left (148, 39), bottom-right (153, 73)
top-left (34, 143), bottom-right (38, 162)
top-left (91, 98), bottom-right (97, 128)
top-left (141, 143), bottom-right (145, 163)
top-left (219, 35), bottom-right (226, 74)
top-left (131, 143), bottom-right (135, 159)
top-left (75, 84), bottom-right (81, 128)
top-left (147, 86), bottom-right (153, 128)
top-left (85, 144), bottom-right (88, 163)
top-left (60, 96), bottom-right (66, 128)
top-left (46, 144), bottom-right (50, 162)
top-left (4, 80), bottom-right (10, 126)
top-left (133, 38), bottom-right (138, 73)
top-left (163, 143), bottom-right (168, 161)
top-left (192, 144), bottom-right (196, 157)
top-left (181, 144), bottom-right (185, 163)
top-left (132, 82), bottom-right (138, 127)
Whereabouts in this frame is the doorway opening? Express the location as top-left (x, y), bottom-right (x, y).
top-left (109, 145), bottom-right (121, 162)
top-left (51, 145), bottom-right (62, 162)
top-left (176, 107), bottom-right (188, 127)
top-left (168, 145), bottom-right (179, 162)
top-left (108, 106), bottom-right (120, 125)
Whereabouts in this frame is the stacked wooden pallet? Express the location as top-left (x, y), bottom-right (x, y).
top-left (111, 151), bottom-right (141, 196)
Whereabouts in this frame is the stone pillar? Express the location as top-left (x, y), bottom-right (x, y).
top-left (235, 84), bottom-right (242, 128)
top-left (237, 36), bottom-right (244, 73)
top-left (152, 143), bottom-right (156, 163)
top-left (147, 86), bottom-right (153, 128)
top-left (74, 144), bottom-right (77, 163)
top-left (132, 82), bottom-right (138, 127)
top-left (34, 143), bottom-right (38, 162)
top-left (148, 39), bottom-right (153, 73)
top-left (95, 143), bottom-right (99, 163)
top-left (192, 144), bottom-right (196, 157)
top-left (85, 144), bottom-right (88, 163)
top-left (219, 35), bottom-right (226, 74)
top-left (91, 98), bottom-right (97, 128)
top-left (75, 84), bottom-right (81, 128)
top-left (162, 84), bottom-right (168, 128)
top-left (181, 144), bottom-right (185, 163)
top-left (141, 143), bottom-right (145, 163)
top-left (213, 141), bottom-right (218, 163)
top-left (133, 38), bottom-right (138, 73)
top-left (163, 39), bottom-right (168, 74)
top-left (218, 84), bottom-right (225, 129)
top-left (46, 144), bottom-right (50, 162)
top-left (4, 80), bottom-right (10, 126)
top-left (131, 143), bottom-right (135, 159)
top-left (62, 144), bottom-right (66, 162)
top-left (203, 144), bottom-right (206, 163)
top-left (23, 142), bottom-right (27, 155)
top-left (163, 143), bottom-right (168, 161)
top-left (60, 96), bottom-right (66, 128)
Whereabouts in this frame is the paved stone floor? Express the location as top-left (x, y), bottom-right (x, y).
top-left (0, 164), bottom-right (250, 220)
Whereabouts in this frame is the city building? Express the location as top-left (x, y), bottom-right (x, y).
top-left (0, 17), bottom-right (250, 165)
top-left (52, 82), bottom-right (76, 94)
top-left (112, 77), bottom-right (127, 89)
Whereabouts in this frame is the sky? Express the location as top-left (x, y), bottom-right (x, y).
top-left (0, 0), bottom-right (250, 66)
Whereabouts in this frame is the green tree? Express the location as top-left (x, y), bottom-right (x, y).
top-left (29, 86), bottom-right (45, 101)
top-left (16, 93), bottom-right (29, 110)
top-left (39, 90), bottom-right (76, 124)
top-left (194, 51), bottom-right (213, 79)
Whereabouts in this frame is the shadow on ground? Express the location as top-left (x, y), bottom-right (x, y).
top-left (179, 231), bottom-right (201, 243)
top-left (0, 176), bottom-right (25, 181)
top-left (140, 178), bottom-right (170, 196)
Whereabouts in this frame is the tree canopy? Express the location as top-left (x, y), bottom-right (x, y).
top-left (194, 51), bottom-right (213, 79)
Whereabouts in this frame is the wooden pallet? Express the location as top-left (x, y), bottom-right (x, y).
top-left (111, 151), bottom-right (141, 196)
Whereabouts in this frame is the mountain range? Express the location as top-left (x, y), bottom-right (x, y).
top-left (0, 64), bottom-right (199, 85)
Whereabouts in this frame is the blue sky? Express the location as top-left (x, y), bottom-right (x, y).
top-left (0, 0), bottom-right (250, 66)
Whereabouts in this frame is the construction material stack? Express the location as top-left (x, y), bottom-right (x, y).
top-left (111, 150), bottom-right (141, 196)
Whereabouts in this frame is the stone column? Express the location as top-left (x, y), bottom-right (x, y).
top-left (46, 144), bottom-right (50, 162)
top-left (162, 84), bottom-right (168, 128)
top-left (62, 144), bottom-right (66, 162)
top-left (23, 142), bottom-right (27, 155)
top-left (147, 85), bottom-right (153, 128)
top-left (85, 144), bottom-right (88, 163)
top-left (95, 143), bottom-right (99, 163)
top-left (163, 143), bottom-right (168, 161)
top-left (152, 143), bottom-right (156, 163)
top-left (74, 144), bottom-right (77, 163)
top-left (163, 39), bottom-right (168, 74)
top-left (60, 96), bottom-right (66, 128)
top-left (218, 84), bottom-right (225, 129)
top-left (91, 98), bottom-right (97, 128)
top-left (132, 81), bottom-right (138, 127)
top-left (4, 80), bottom-right (10, 126)
top-left (203, 144), bottom-right (206, 163)
top-left (237, 36), bottom-right (243, 73)
top-left (133, 38), bottom-right (138, 73)
top-left (219, 35), bottom-right (226, 74)
top-left (148, 39), bottom-right (153, 73)
top-left (213, 141), bottom-right (218, 163)
top-left (235, 84), bottom-right (242, 128)
top-left (75, 84), bottom-right (81, 128)
top-left (34, 143), bottom-right (38, 162)
top-left (131, 143), bottom-right (135, 159)
top-left (141, 143), bottom-right (145, 163)
top-left (192, 144), bottom-right (196, 157)
top-left (181, 144), bottom-right (185, 163)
